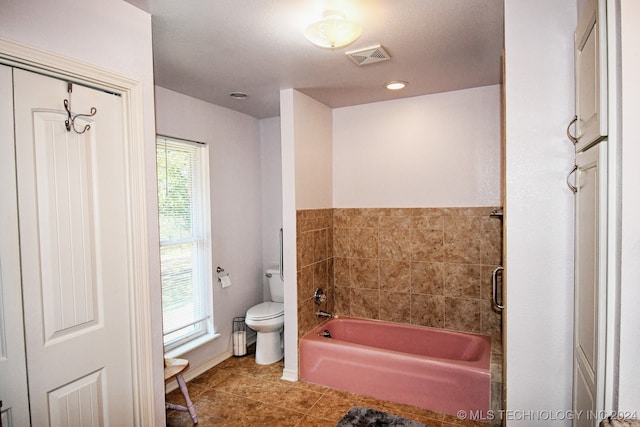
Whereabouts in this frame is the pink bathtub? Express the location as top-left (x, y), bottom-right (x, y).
top-left (299, 317), bottom-right (491, 416)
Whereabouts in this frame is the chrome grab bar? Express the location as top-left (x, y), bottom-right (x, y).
top-left (279, 227), bottom-right (284, 280)
top-left (492, 266), bottom-right (504, 311)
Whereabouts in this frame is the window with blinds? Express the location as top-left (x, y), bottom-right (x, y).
top-left (156, 136), bottom-right (212, 351)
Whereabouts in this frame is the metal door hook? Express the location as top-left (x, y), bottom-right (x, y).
top-left (64, 82), bottom-right (97, 134)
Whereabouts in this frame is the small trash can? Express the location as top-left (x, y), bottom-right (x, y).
top-left (232, 316), bottom-right (247, 357)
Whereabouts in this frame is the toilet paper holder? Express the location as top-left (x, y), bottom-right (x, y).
top-left (216, 266), bottom-right (232, 287)
top-left (232, 317), bottom-right (247, 357)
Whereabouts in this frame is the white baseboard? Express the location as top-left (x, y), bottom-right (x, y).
top-left (281, 368), bottom-right (298, 382)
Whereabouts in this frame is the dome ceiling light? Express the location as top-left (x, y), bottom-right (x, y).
top-left (304, 10), bottom-right (362, 49)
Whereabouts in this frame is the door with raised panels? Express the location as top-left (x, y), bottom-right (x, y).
top-left (574, 0), bottom-right (607, 150)
top-left (0, 65), bottom-right (31, 427)
top-left (9, 67), bottom-right (135, 425)
top-left (573, 142), bottom-right (607, 427)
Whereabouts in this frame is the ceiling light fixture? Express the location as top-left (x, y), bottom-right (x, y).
top-left (229, 92), bottom-right (248, 99)
top-left (385, 81), bottom-right (408, 90)
top-left (304, 10), bottom-right (362, 49)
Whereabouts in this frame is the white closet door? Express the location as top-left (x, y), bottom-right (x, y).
top-left (0, 65), bottom-right (32, 427)
top-left (573, 141), bottom-right (607, 427)
top-left (574, 0), bottom-right (607, 150)
top-left (13, 68), bottom-right (135, 426)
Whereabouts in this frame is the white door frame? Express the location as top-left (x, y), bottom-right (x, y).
top-left (0, 37), bottom-right (156, 425)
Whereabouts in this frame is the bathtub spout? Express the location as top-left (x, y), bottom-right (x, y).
top-left (316, 310), bottom-right (333, 319)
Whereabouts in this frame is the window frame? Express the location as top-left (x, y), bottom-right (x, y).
top-left (156, 135), bottom-right (215, 355)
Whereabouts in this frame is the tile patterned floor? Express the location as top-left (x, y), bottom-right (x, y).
top-left (165, 352), bottom-right (491, 427)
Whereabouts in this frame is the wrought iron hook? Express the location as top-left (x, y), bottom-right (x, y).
top-left (64, 82), bottom-right (97, 134)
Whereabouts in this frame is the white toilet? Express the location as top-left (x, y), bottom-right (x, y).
top-left (245, 266), bottom-right (284, 365)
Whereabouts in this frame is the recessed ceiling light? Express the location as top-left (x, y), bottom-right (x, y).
top-left (229, 92), bottom-right (248, 99)
top-left (385, 81), bottom-right (408, 90)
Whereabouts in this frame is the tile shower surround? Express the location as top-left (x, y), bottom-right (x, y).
top-left (296, 207), bottom-right (502, 345)
top-left (296, 207), bottom-right (504, 425)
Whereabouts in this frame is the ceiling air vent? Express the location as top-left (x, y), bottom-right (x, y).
top-left (345, 45), bottom-right (391, 66)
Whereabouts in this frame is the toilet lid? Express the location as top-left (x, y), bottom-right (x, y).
top-left (246, 302), bottom-right (284, 321)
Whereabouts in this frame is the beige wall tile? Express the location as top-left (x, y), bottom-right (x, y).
top-left (444, 263), bottom-right (481, 299)
top-left (444, 297), bottom-right (481, 333)
top-left (313, 229), bottom-right (328, 263)
top-left (411, 262), bottom-right (445, 295)
top-left (379, 215), bottom-right (411, 228)
top-left (350, 258), bottom-right (379, 289)
top-left (297, 265), bottom-right (314, 304)
top-left (349, 227), bottom-right (378, 258)
top-left (313, 260), bottom-right (329, 293)
top-left (334, 286), bottom-right (350, 316)
top-left (298, 232), bottom-right (314, 267)
top-left (379, 260), bottom-right (411, 293)
top-left (296, 209), bottom-right (334, 337)
top-left (410, 228), bottom-right (444, 262)
top-left (411, 215), bottom-right (444, 230)
top-left (480, 217), bottom-right (503, 265)
top-left (350, 288), bottom-right (380, 319)
top-left (298, 299), bottom-right (317, 338)
top-left (410, 294), bottom-right (444, 328)
top-left (333, 228), bottom-right (350, 257)
top-left (380, 292), bottom-right (411, 324)
top-left (333, 257), bottom-right (350, 287)
top-left (379, 228), bottom-right (412, 260)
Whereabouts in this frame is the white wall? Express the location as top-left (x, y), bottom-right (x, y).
top-left (0, 0), bottom-right (163, 422)
top-left (279, 89), bottom-right (334, 380)
top-left (279, 89), bottom-right (299, 380)
top-left (155, 86), bottom-right (264, 370)
top-left (618, 0), bottom-right (640, 411)
top-left (504, 1), bottom-right (576, 425)
top-left (260, 116), bottom-right (283, 300)
top-left (292, 91), bottom-right (333, 210)
top-left (333, 85), bottom-right (501, 208)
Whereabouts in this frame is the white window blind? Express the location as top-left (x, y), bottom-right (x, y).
top-left (156, 136), bottom-right (212, 350)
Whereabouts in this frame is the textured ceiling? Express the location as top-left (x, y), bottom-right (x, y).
top-left (126, 0), bottom-right (504, 119)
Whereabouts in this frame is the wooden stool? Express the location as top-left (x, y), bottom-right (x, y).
top-left (164, 358), bottom-right (198, 424)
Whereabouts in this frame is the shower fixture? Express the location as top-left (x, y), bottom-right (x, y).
top-left (314, 288), bottom-right (326, 305)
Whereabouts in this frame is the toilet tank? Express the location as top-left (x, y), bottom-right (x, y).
top-left (266, 266), bottom-right (284, 303)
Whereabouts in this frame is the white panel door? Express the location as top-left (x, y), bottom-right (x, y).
top-left (0, 65), bottom-right (31, 427)
top-left (573, 141), bottom-right (607, 427)
top-left (13, 68), bottom-right (134, 426)
top-left (574, 0), bottom-right (607, 151)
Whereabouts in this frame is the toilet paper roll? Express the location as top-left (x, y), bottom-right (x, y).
top-left (220, 274), bottom-right (232, 288)
top-left (233, 330), bottom-right (247, 356)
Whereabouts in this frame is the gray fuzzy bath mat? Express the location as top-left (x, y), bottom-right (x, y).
top-left (335, 406), bottom-right (427, 427)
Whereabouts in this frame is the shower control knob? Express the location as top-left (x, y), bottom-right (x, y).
top-left (314, 287), bottom-right (327, 305)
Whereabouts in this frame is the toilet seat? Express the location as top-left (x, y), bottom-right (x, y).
top-left (246, 302), bottom-right (284, 321)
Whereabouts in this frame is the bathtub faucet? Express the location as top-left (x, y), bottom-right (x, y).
top-left (316, 310), bottom-right (333, 319)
